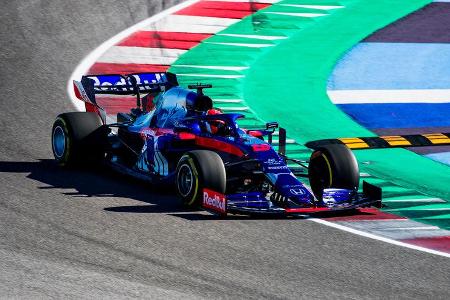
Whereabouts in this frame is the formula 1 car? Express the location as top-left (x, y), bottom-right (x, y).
top-left (52, 72), bottom-right (381, 216)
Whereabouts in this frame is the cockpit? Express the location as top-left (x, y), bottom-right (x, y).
top-left (149, 87), bottom-right (214, 129)
top-left (150, 87), bottom-right (190, 128)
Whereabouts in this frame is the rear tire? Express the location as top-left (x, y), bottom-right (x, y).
top-left (308, 144), bottom-right (359, 200)
top-left (51, 112), bottom-right (106, 167)
top-left (176, 150), bottom-right (226, 207)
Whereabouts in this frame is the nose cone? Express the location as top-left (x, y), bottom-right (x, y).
top-left (274, 173), bottom-right (314, 206)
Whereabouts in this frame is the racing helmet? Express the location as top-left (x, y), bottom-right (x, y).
top-left (205, 108), bottom-right (228, 135)
top-left (186, 93), bottom-right (213, 113)
top-left (206, 108), bottom-right (222, 115)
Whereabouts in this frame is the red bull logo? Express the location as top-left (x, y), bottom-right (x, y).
top-left (203, 188), bottom-right (226, 215)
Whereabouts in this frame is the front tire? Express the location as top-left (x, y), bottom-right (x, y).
top-left (176, 150), bottom-right (226, 207)
top-left (51, 112), bottom-right (106, 167)
top-left (308, 144), bottom-right (359, 200)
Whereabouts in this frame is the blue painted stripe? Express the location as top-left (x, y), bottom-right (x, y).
top-left (426, 152), bottom-right (450, 166)
top-left (337, 103), bottom-right (450, 129)
top-left (328, 43), bottom-right (450, 90)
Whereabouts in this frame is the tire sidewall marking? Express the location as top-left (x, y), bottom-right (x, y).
top-left (177, 155), bottom-right (199, 206)
top-left (321, 153), bottom-right (333, 187)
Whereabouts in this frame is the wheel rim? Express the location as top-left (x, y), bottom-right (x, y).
top-left (177, 164), bottom-right (194, 197)
top-left (53, 125), bottom-right (66, 158)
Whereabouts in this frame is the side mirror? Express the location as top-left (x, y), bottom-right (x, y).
top-left (266, 122), bottom-right (279, 131)
top-left (265, 122), bottom-right (278, 145)
top-left (278, 128), bottom-right (286, 156)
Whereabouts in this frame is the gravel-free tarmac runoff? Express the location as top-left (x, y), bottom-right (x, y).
top-left (0, 1), bottom-right (449, 299)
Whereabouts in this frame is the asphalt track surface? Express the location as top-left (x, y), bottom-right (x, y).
top-left (0, 1), bottom-right (449, 299)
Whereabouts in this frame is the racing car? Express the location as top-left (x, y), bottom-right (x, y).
top-left (52, 72), bottom-right (382, 216)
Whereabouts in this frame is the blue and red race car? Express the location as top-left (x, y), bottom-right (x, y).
top-left (52, 72), bottom-right (381, 216)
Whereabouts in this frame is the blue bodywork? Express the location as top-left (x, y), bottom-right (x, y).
top-left (73, 72), bottom-right (378, 216)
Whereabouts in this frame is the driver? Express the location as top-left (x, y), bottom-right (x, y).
top-left (186, 94), bottom-right (213, 117)
top-left (185, 94), bottom-right (229, 136)
top-left (205, 108), bottom-right (230, 136)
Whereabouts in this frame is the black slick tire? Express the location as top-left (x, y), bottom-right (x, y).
top-left (176, 150), bottom-right (226, 208)
top-left (51, 112), bottom-right (106, 167)
top-left (308, 144), bottom-right (359, 200)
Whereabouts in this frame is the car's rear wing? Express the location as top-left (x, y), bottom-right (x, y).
top-left (73, 72), bottom-right (179, 122)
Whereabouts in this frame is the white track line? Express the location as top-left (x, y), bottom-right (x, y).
top-left (176, 73), bottom-right (244, 79)
top-left (270, 139), bottom-right (296, 144)
top-left (220, 106), bottom-right (250, 111)
top-left (311, 219), bottom-right (450, 258)
top-left (383, 198), bottom-right (446, 203)
top-left (217, 33), bottom-right (287, 40)
top-left (204, 41), bottom-right (274, 48)
top-left (212, 99), bottom-right (243, 103)
top-left (264, 12), bottom-right (327, 18)
top-left (328, 89), bottom-right (450, 104)
top-left (173, 64), bottom-right (248, 71)
top-left (280, 4), bottom-right (344, 10)
top-left (68, 0), bottom-right (450, 258)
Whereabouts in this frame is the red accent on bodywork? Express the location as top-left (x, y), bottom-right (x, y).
top-left (139, 128), bottom-right (174, 140)
top-left (247, 130), bottom-right (263, 137)
top-left (251, 144), bottom-right (271, 152)
top-left (85, 102), bottom-right (98, 113)
top-left (73, 82), bottom-right (83, 100)
top-left (177, 132), bottom-right (196, 140)
top-left (95, 96), bottom-right (136, 115)
top-left (142, 94), bottom-right (155, 112)
top-left (203, 188), bottom-right (227, 215)
top-left (196, 136), bottom-right (244, 157)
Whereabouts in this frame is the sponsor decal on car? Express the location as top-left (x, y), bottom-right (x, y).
top-left (203, 188), bottom-right (227, 215)
top-left (267, 165), bottom-right (289, 171)
top-left (289, 188), bottom-right (305, 195)
top-left (266, 158), bottom-right (282, 165)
